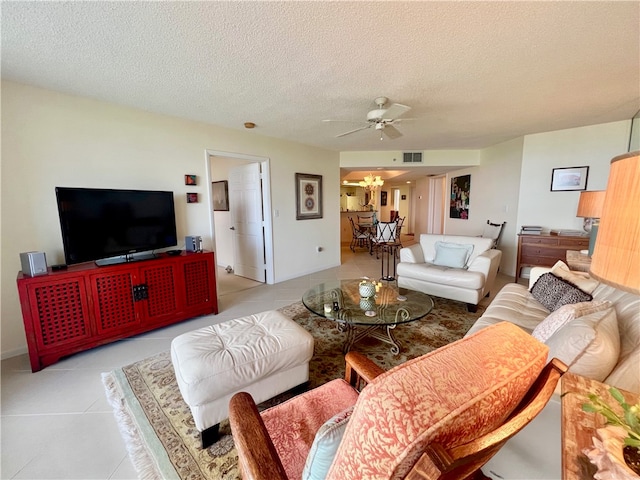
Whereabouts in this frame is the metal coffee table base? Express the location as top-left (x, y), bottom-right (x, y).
top-left (338, 322), bottom-right (401, 355)
top-left (335, 306), bottom-right (410, 355)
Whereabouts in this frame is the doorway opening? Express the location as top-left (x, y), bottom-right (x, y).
top-left (205, 150), bottom-right (275, 298)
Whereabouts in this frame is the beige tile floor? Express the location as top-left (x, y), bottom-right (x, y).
top-left (1, 243), bottom-right (512, 480)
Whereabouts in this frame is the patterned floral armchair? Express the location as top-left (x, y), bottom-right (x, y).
top-left (229, 322), bottom-right (567, 480)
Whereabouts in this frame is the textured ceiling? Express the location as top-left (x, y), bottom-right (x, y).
top-left (2, 1), bottom-right (639, 155)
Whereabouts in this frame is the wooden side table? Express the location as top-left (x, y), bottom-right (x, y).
top-left (566, 250), bottom-right (592, 272)
top-left (561, 372), bottom-right (639, 479)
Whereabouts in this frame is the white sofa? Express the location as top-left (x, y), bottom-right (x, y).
top-left (468, 264), bottom-right (640, 480)
top-left (466, 265), bottom-right (640, 393)
top-left (397, 234), bottom-right (502, 311)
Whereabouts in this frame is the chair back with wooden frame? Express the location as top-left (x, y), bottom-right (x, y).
top-left (229, 322), bottom-right (566, 480)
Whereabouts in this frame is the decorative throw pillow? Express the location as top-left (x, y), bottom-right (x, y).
top-left (545, 307), bottom-right (619, 381)
top-left (432, 241), bottom-right (474, 269)
top-left (302, 405), bottom-right (354, 480)
top-left (531, 300), bottom-right (612, 342)
top-left (550, 260), bottom-right (599, 294)
top-left (530, 272), bottom-right (592, 312)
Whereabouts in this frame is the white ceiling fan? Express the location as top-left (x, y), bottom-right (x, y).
top-left (323, 97), bottom-right (412, 140)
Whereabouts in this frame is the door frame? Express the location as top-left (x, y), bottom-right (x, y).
top-left (204, 149), bottom-right (275, 285)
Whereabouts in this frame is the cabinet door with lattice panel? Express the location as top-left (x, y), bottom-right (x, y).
top-left (22, 276), bottom-right (93, 353)
top-left (179, 253), bottom-right (218, 315)
top-left (89, 269), bottom-right (139, 336)
top-left (138, 262), bottom-right (179, 324)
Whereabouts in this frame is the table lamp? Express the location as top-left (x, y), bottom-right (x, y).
top-left (576, 190), bottom-right (606, 256)
top-left (589, 151), bottom-right (640, 294)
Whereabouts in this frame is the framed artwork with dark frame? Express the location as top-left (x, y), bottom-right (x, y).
top-left (212, 180), bottom-right (229, 211)
top-left (380, 191), bottom-right (388, 206)
top-left (295, 173), bottom-right (323, 220)
top-left (186, 192), bottom-right (198, 204)
top-left (550, 166), bottom-right (589, 191)
top-left (185, 174), bottom-right (197, 186)
top-left (450, 174), bottom-right (471, 219)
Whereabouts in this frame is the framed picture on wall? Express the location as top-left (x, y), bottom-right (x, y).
top-left (450, 174), bottom-right (470, 219)
top-left (295, 173), bottom-right (322, 220)
top-left (550, 166), bottom-right (589, 191)
top-left (380, 191), bottom-right (388, 206)
top-left (212, 180), bottom-right (229, 211)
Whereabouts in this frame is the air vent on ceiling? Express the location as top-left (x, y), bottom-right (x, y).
top-left (403, 152), bottom-right (423, 163)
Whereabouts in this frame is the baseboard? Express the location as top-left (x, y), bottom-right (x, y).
top-left (1, 346), bottom-right (28, 361)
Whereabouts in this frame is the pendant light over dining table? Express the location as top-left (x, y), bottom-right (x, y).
top-left (359, 173), bottom-right (384, 191)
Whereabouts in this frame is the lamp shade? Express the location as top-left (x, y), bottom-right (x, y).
top-left (589, 151), bottom-right (640, 294)
top-left (576, 190), bottom-right (606, 218)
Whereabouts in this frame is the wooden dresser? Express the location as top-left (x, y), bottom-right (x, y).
top-left (516, 234), bottom-right (589, 282)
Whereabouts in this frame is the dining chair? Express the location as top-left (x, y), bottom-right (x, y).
top-left (395, 216), bottom-right (405, 248)
top-left (348, 217), bottom-right (370, 252)
top-left (370, 220), bottom-right (398, 258)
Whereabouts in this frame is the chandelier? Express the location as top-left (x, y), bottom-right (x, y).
top-left (359, 173), bottom-right (384, 191)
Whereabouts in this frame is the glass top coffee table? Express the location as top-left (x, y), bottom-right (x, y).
top-left (302, 279), bottom-right (434, 354)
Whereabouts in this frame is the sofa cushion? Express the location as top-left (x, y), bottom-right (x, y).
top-left (530, 273), bottom-right (592, 311)
top-left (545, 307), bottom-right (619, 381)
top-left (604, 347), bottom-right (640, 394)
top-left (302, 405), bottom-right (354, 480)
top-left (261, 379), bottom-right (359, 480)
top-left (396, 262), bottom-right (486, 289)
top-left (419, 234), bottom-right (494, 265)
top-left (465, 283), bottom-right (550, 337)
top-left (531, 300), bottom-right (612, 342)
top-left (433, 241), bottom-right (474, 269)
top-left (550, 260), bottom-right (599, 294)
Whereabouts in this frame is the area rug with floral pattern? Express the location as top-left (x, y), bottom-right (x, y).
top-left (102, 298), bottom-right (484, 479)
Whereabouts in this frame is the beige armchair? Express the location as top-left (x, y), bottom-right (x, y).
top-left (229, 322), bottom-right (566, 480)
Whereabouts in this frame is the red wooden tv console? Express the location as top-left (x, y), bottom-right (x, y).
top-left (17, 250), bottom-right (218, 372)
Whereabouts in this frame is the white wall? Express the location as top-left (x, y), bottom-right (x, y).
top-left (353, 121), bottom-right (630, 279)
top-left (441, 137), bottom-right (524, 275)
top-left (1, 81), bottom-right (340, 358)
top-left (518, 121), bottom-right (631, 232)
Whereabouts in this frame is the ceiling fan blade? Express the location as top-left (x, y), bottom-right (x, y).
top-left (336, 124), bottom-right (372, 137)
top-left (382, 103), bottom-right (411, 120)
top-left (322, 119), bottom-right (367, 124)
top-left (383, 124), bottom-right (403, 139)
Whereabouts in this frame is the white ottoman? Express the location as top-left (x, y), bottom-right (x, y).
top-left (170, 310), bottom-right (314, 447)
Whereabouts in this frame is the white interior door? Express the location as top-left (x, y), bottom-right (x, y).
top-left (428, 176), bottom-right (446, 234)
top-left (229, 163), bottom-right (266, 282)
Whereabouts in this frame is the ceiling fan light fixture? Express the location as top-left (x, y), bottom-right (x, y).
top-left (328, 96), bottom-right (411, 140)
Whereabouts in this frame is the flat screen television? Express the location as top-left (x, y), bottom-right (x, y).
top-left (55, 187), bottom-right (178, 266)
